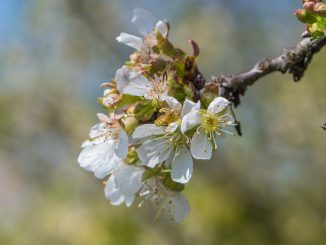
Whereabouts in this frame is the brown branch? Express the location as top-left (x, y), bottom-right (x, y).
top-left (207, 36), bottom-right (326, 107)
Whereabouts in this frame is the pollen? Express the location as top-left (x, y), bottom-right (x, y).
top-left (155, 109), bottom-right (180, 126)
top-left (202, 113), bottom-right (219, 133)
top-left (146, 73), bottom-right (168, 100)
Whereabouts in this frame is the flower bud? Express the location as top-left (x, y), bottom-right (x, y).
top-left (304, 2), bottom-right (315, 10)
top-left (307, 23), bottom-right (325, 37)
top-left (100, 89), bottom-right (122, 109)
top-left (294, 9), bottom-right (318, 24)
top-left (302, 0), bottom-right (318, 3)
top-left (200, 82), bottom-right (220, 108)
top-left (314, 2), bottom-right (326, 17)
top-left (122, 116), bottom-right (139, 133)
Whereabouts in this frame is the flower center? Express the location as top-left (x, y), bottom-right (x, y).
top-left (90, 121), bottom-right (121, 142)
top-left (155, 108), bottom-right (180, 126)
top-left (145, 72), bottom-right (169, 100)
top-left (148, 80), bottom-right (167, 98)
top-left (201, 112), bottom-right (219, 133)
top-left (167, 131), bottom-right (188, 147)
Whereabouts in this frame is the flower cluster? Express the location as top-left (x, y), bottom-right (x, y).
top-left (295, 0), bottom-right (326, 38)
top-left (78, 9), bottom-right (235, 222)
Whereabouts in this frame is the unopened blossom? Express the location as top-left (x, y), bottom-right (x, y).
top-left (139, 177), bottom-right (190, 223)
top-left (181, 97), bottom-right (234, 160)
top-left (133, 97), bottom-right (200, 183)
top-left (78, 113), bottom-right (128, 178)
top-left (105, 161), bottom-right (145, 207)
top-left (101, 88), bottom-right (122, 109)
top-left (115, 66), bottom-right (169, 101)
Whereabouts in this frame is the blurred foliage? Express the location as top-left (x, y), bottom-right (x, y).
top-left (0, 0), bottom-right (326, 244)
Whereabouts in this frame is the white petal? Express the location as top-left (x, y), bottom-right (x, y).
top-left (133, 124), bottom-right (166, 139)
top-left (165, 96), bottom-right (182, 111)
top-left (96, 113), bottom-right (110, 123)
top-left (78, 141), bottom-right (120, 178)
top-left (171, 193), bottom-right (191, 223)
top-left (104, 176), bottom-right (124, 205)
top-left (137, 137), bottom-right (172, 168)
top-left (207, 97), bottom-right (230, 115)
top-left (103, 88), bottom-right (111, 97)
top-left (181, 99), bottom-right (200, 117)
top-left (88, 122), bottom-right (113, 145)
top-left (148, 146), bottom-right (173, 168)
top-left (115, 66), bottom-right (151, 96)
top-left (114, 163), bottom-right (144, 195)
top-left (124, 195), bottom-right (135, 207)
top-left (88, 123), bottom-right (111, 145)
top-left (171, 147), bottom-right (193, 184)
top-left (123, 74), bottom-right (151, 96)
top-left (180, 110), bottom-right (201, 134)
top-left (81, 140), bottom-right (92, 148)
top-left (166, 122), bottom-right (179, 133)
top-left (88, 123), bottom-right (101, 139)
top-left (158, 92), bottom-right (168, 101)
top-left (115, 129), bottom-right (128, 158)
top-left (105, 175), bottom-right (136, 207)
top-left (155, 20), bottom-right (168, 38)
top-left (131, 8), bottom-right (156, 36)
top-left (190, 131), bottom-right (212, 160)
top-left (115, 66), bottom-right (131, 93)
top-left (116, 32), bottom-right (143, 50)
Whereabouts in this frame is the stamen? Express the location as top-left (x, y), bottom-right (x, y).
top-left (212, 133), bottom-right (218, 149)
top-left (218, 128), bottom-right (235, 136)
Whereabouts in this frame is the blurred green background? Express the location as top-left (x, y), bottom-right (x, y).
top-left (1, 1), bottom-right (326, 244)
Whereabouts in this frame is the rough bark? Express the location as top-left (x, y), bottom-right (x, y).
top-left (202, 36), bottom-right (326, 133)
top-left (204, 36), bottom-right (326, 107)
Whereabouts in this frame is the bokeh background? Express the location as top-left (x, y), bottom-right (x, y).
top-left (1, 0), bottom-right (326, 244)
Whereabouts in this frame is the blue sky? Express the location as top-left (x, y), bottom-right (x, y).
top-left (0, 0), bottom-right (28, 44)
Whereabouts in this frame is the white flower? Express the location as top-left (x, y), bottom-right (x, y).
top-left (115, 66), bottom-right (168, 101)
top-left (133, 97), bottom-right (200, 183)
top-left (131, 8), bottom-right (158, 36)
top-left (104, 161), bottom-right (190, 222)
top-left (116, 8), bottom-right (169, 51)
top-left (116, 33), bottom-right (144, 51)
top-left (181, 97), bottom-right (234, 160)
top-left (165, 96), bottom-right (201, 119)
top-left (139, 177), bottom-right (190, 223)
top-left (105, 161), bottom-right (144, 207)
top-left (78, 113), bottom-right (128, 178)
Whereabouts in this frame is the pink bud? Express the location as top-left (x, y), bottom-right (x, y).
top-left (294, 9), bottom-right (317, 23)
top-left (303, 2), bottom-right (315, 10)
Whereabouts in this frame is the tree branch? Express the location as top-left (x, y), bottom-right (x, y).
top-left (208, 36), bottom-right (326, 107)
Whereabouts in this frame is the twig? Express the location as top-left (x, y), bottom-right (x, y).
top-left (230, 105), bottom-right (242, 136)
top-left (207, 36), bottom-right (326, 107)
